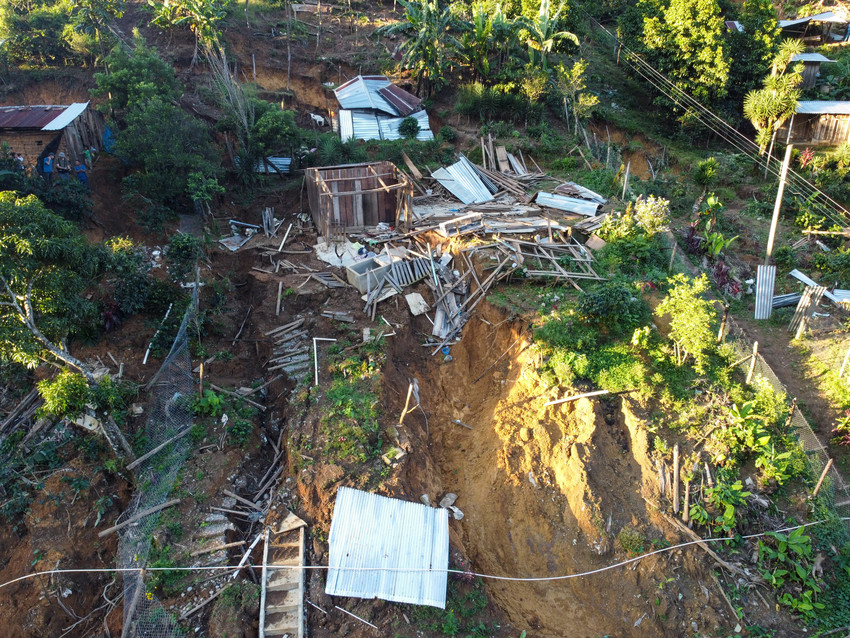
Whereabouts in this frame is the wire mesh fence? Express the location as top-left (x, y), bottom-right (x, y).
top-left (722, 315), bottom-right (850, 525)
top-left (117, 290), bottom-right (197, 637)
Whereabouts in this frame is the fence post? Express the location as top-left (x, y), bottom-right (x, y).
top-left (839, 344), bottom-right (850, 379)
top-left (746, 341), bottom-right (758, 384)
top-left (717, 304), bottom-right (730, 343)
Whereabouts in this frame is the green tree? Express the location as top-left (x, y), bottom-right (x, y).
top-left (457, 3), bottom-right (493, 80)
top-left (554, 58), bottom-right (598, 134)
top-left (654, 274), bottom-right (716, 373)
top-left (0, 192), bottom-right (101, 380)
top-left (114, 97), bottom-right (219, 207)
top-left (743, 40), bottom-right (803, 169)
top-left (91, 34), bottom-right (180, 114)
top-left (376, 0), bottom-right (466, 97)
top-left (520, 0), bottom-right (577, 71)
top-left (0, 0), bottom-right (76, 66)
top-left (724, 0), bottom-right (780, 105)
top-left (642, 0), bottom-right (729, 114)
top-left (148, 0), bottom-right (231, 66)
top-left (69, 0), bottom-right (124, 66)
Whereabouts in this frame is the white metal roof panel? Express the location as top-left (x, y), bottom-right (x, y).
top-left (42, 102), bottom-right (89, 131)
top-left (535, 191), bottom-right (600, 216)
top-left (433, 159), bottom-right (494, 204)
top-left (789, 268), bottom-right (840, 302)
top-left (334, 76), bottom-right (399, 115)
top-left (458, 154), bottom-right (499, 194)
top-left (326, 487), bottom-right (449, 608)
top-left (796, 101), bottom-right (850, 115)
top-left (349, 110), bottom-right (382, 141)
top-left (792, 53), bottom-right (835, 63)
top-left (378, 110), bottom-right (434, 141)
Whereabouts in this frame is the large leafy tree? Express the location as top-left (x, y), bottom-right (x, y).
top-left (0, 192), bottom-right (101, 381)
top-left (642, 0), bottom-right (729, 113)
top-left (725, 0), bottom-right (780, 105)
top-left (376, 0), bottom-right (466, 97)
top-left (91, 35), bottom-right (180, 114)
top-left (114, 96), bottom-right (219, 206)
top-left (0, 0), bottom-right (76, 65)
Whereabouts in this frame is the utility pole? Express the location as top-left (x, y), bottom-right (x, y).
top-left (765, 143), bottom-right (793, 264)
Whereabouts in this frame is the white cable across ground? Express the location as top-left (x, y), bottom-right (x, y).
top-left (1, 518), bottom-right (846, 592)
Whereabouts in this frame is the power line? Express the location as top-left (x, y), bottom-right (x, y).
top-left (2, 518), bottom-right (846, 592)
top-left (583, 14), bottom-right (849, 228)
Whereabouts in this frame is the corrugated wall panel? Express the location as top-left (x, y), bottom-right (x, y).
top-left (326, 487), bottom-right (449, 608)
top-left (755, 264), bottom-right (776, 320)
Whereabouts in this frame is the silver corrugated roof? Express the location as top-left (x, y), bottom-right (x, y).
top-left (326, 487), bottom-right (449, 608)
top-left (796, 101), bottom-right (850, 115)
top-left (339, 109), bottom-right (354, 142)
top-left (780, 11), bottom-right (840, 27)
top-left (535, 192), bottom-right (600, 216)
top-left (379, 110), bottom-right (434, 141)
top-left (755, 264), bottom-right (776, 320)
top-left (458, 154), bottom-right (499, 193)
top-left (334, 76), bottom-right (399, 115)
top-left (255, 157), bottom-right (292, 174)
top-left (790, 268), bottom-right (840, 302)
top-left (42, 102), bottom-right (89, 131)
top-left (433, 158), bottom-right (494, 204)
top-left (792, 53), bottom-right (835, 63)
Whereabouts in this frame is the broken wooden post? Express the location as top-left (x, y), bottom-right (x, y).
top-left (276, 281), bottom-right (283, 316)
top-left (277, 223), bottom-right (293, 252)
top-left (398, 383), bottom-right (413, 426)
top-left (313, 337), bottom-right (338, 387)
top-left (682, 478), bottom-right (691, 523)
top-left (703, 461), bottom-right (714, 488)
top-left (746, 341), bottom-right (759, 384)
top-left (717, 304), bottom-right (730, 343)
top-left (840, 345), bottom-right (850, 379)
top-left (783, 398), bottom-right (797, 432)
top-left (673, 443), bottom-right (680, 514)
top-left (544, 389), bottom-right (609, 407)
top-left (667, 241), bottom-right (677, 275)
top-left (259, 528), bottom-right (270, 638)
top-left (812, 459), bottom-right (834, 499)
top-left (199, 362), bottom-right (205, 398)
top-left (98, 499), bottom-right (180, 538)
top-left (142, 302), bottom-right (173, 365)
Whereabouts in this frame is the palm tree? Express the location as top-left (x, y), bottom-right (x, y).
top-left (743, 39), bottom-right (803, 176)
top-left (521, 0), bottom-right (578, 72)
top-left (376, 0), bottom-right (466, 97)
top-left (69, 0), bottom-right (125, 68)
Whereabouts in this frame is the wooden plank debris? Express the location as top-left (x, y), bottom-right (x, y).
top-left (789, 285), bottom-right (825, 338)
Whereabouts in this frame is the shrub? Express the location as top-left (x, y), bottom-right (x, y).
top-left (399, 116), bottom-right (421, 140)
top-left (106, 237), bottom-right (150, 315)
top-left (38, 371), bottom-right (90, 419)
top-left (438, 125), bottom-right (456, 142)
top-left (576, 282), bottom-right (649, 336)
top-left (167, 233), bottom-right (202, 282)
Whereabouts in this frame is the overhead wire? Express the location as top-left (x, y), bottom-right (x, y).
top-left (582, 13), bottom-right (849, 228)
top-left (1, 518), bottom-right (847, 592)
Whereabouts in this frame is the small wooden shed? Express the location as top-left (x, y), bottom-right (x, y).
top-left (779, 101), bottom-right (850, 146)
top-left (791, 53), bottom-right (835, 89)
top-left (305, 161), bottom-right (413, 239)
top-left (0, 102), bottom-right (104, 172)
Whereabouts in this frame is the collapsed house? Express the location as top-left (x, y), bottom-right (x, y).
top-left (305, 161), bottom-right (414, 239)
top-left (332, 75), bottom-right (434, 142)
top-left (0, 102), bottom-right (104, 170)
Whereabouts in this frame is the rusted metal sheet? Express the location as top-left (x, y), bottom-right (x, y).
top-left (377, 84), bottom-right (421, 116)
top-left (0, 105), bottom-right (69, 129)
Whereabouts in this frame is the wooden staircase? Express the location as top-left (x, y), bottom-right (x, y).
top-left (260, 512), bottom-right (307, 638)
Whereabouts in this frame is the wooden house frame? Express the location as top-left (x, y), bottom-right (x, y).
top-left (305, 161), bottom-right (413, 239)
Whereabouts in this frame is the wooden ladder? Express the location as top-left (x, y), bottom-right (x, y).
top-left (260, 512), bottom-right (307, 638)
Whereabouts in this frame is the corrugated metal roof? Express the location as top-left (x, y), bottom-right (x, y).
top-left (458, 154), bottom-right (499, 194)
top-left (535, 192), bottom-right (600, 216)
top-left (789, 268), bottom-right (840, 302)
top-left (378, 110), bottom-right (434, 141)
top-left (780, 12), bottom-right (840, 28)
top-left (553, 182), bottom-right (607, 204)
top-left (796, 101), bottom-right (850, 115)
top-left (349, 110), bottom-right (382, 141)
top-left (0, 105), bottom-right (70, 129)
top-left (433, 158), bottom-right (494, 204)
top-left (725, 20), bottom-right (744, 32)
top-left (755, 264), bottom-right (776, 320)
top-left (254, 157), bottom-right (292, 174)
top-left (326, 487), bottom-right (449, 609)
top-left (334, 76), bottom-right (399, 115)
top-left (42, 102), bottom-right (89, 131)
top-left (792, 53), bottom-right (835, 63)
top-left (378, 84), bottom-right (421, 116)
